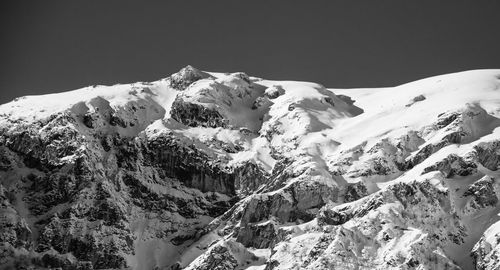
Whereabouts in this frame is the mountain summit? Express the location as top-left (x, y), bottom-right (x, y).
top-left (1, 67), bottom-right (500, 270)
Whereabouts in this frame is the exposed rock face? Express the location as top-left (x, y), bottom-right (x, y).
top-left (186, 245), bottom-right (239, 270)
top-left (144, 134), bottom-right (235, 194)
top-left (273, 178), bottom-right (466, 270)
top-left (463, 176), bottom-right (498, 211)
top-left (168, 65), bottom-right (212, 91)
top-left (343, 182), bottom-right (368, 202)
top-left (233, 162), bottom-right (269, 196)
top-left (236, 220), bottom-right (277, 249)
top-left (0, 67), bottom-right (256, 269)
top-left (1, 67), bottom-right (500, 270)
top-left (475, 141), bottom-right (500, 171)
top-left (422, 153), bottom-right (477, 177)
top-left (185, 240), bottom-right (262, 270)
top-left (0, 185), bottom-right (32, 250)
top-left (264, 85), bottom-right (285, 99)
top-left (0, 111), bottom-right (241, 269)
top-left (472, 220), bottom-right (500, 270)
top-left (406, 94), bottom-right (426, 107)
top-left (170, 98), bottom-right (228, 128)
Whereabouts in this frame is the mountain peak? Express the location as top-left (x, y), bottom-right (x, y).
top-left (1, 69), bottom-right (500, 270)
top-left (168, 65), bottom-right (212, 90)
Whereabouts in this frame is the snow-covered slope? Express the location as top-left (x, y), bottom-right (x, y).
top-left (0, 66), bottom-right (499, 270)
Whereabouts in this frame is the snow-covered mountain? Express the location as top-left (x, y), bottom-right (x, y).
top-left (1, 66), bottom-right (499, 270)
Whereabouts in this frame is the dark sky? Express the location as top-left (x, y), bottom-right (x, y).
top-left (1, 1), bottom-right (500, 104)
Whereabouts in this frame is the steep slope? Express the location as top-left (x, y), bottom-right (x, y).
top-left (0, 67), bottom-right (499, 270)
